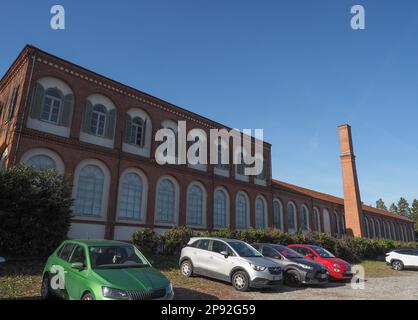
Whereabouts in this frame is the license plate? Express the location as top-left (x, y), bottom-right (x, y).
top-left (273, 276), bottom-right (281, 281)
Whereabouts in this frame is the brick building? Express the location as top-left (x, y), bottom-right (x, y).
top-left (0, 46), bottom-right (415, 242)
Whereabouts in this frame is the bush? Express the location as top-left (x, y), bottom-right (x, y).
top-left (0, 167), bottom-right (73, 258)
top-left (160, 226), bottom-right (195, 255)
top-left (133, 226), bottom-right (418, 262)
top-left (132, 228), bottom-right (160, 256)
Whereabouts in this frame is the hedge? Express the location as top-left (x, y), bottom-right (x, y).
top-left (0, 167), bottom-right (73, 258)
top-left (132, 227), bottom-right (418, 262)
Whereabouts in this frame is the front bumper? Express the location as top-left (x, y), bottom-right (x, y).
top-left (249, 268), bottom-right (283, 288)
top-left (302, 270), bottom-right (329, 284)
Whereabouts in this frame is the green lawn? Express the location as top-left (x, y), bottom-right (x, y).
top-left (0, 257), bottom-right (408, 300)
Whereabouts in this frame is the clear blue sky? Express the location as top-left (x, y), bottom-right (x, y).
top-left (1, 0), bottom-right (417, 207)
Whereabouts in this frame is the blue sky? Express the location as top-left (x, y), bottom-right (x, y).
top-left (1, 0), bottom-right (417, 207)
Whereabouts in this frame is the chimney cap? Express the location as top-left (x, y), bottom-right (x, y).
top-left (338, 124), bottom-right (351, 128)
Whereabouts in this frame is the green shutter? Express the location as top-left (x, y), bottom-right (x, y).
top-left (105, 109), bottom-right (116, 139)
top-left (7, 86), bottom-right (19, 121)
top-left (60, 93), bottom-right (74, 127)
top-left (30, 83), bottom-right (45, 119)
top-left (82, 100), bottom-right (93, 133)
top-left (124, 114), bottom-right (132, 143)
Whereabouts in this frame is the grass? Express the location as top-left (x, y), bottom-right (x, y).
top-left (0, 256), bottom-right (412, 300)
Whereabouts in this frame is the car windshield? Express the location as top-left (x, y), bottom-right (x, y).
top-left (310, 245), bottom-right (335, 258)
top-left (89, 245), bottom-right (149, 269)
top-left (227, 241), bottom-right (263, 257)
top-left (272, 245), bottom-right (303, 258)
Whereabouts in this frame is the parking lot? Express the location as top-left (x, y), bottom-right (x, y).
top-left (1, 259), bottom-right (417, 300)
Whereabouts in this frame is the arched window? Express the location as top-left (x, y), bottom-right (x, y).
top-left (333, 212), bottom-right (340, 236)
top-left (370, 218), bottom-right (376, 238)
top-left (255, 197), bottom-right (266, 229)
top-left (381, 220), bottom-right (387, 239)
top-left (236, 193), bottom-right (248, 229)
top-left (40, 88), bottom-right (63, 124)
top-left (287, 202), bottom-right (297, 233)
top-left (313, 208), bottom-right (320, 231)
top-left (74, 165), bottom-right (104, 217)
top-left (25, 154), bottom-right (57, 171)
top-left (186, 184), bottom-right (205, 226)
top-left (213, 189), bottom-right (228, 228)
top-left (391, 223), bottom-right (396, 241)
top-left (273, 200), bottom-right (283, 230)
top-left (364, 217), bottom-right (370, 238)
top-left (340, 215), bottom-right (346, 235)
top-left (130, 117), bottom-right (146, 147)
top-left (117, 172), bottom-right (143, 220)
top-left (155, 179), bottom-right (176, 224)
top-left (323, 209), bottom-right (331, 235)
top-left (236, 152), bottom-right (245, 176)
top-left (0, 148), bottom-right (7, 170)
top-left (301, 205), bottom-right (309, 231)
top-left (91, 104), bottom-right (107, 136)
top-left (375, 220), bottom-right (381, 238)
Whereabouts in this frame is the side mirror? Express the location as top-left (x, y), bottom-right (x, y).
top-left (71, 262), bottom-right (85, 270)
top-left (220, 251), bottom-right (229, 258)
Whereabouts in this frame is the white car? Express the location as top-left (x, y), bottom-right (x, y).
top-left (179, 237), bottom-right (282, 291)
top-left (385, 249), bottom-right (418, 271)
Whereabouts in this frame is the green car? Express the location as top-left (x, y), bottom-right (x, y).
top-left (41, 240), bottom-right (174, 300)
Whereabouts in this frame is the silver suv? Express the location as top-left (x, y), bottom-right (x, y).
top-left (179, 237), bottom-right (283, 291)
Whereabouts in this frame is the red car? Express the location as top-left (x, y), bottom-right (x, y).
top-left (288, 244), bottom-right (353, 280)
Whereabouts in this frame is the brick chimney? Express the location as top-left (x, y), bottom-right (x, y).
top-left (338, 124), bottom-right (364, 237)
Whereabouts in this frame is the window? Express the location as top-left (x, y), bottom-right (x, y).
top-left (293, 246), bottom-right (312, 256)
top-left (130, 117), bottom-right (146, 147)
top-left (313, 208), bottom-right (320, 231)
top-left (211, 240), bottom-right (227, 254)
top-left (58, 244), bottom-right (76, 262)
top-left (273, 200), bottom-right (282, 229)
top-left (118, 173), bottom-right (143, 220)
top-left (255, 197), bottom-right (266, 229)
top-left (69, 245), bottom-right (86, 264)
top-left (334, 212), bottom-right (340, 235)
top-left (287, 202), bottom-right (296, 231)
top-left (213, 189), bottom-right (227, 228)
top-left (40, 88), bottom-right (62, 124)
top-left (236, 153), bottom-right (245, 176)
top-left (186, 184), bottom-right (204, 226)
top-left (155, 179), bottom-right (176, 223)
top-left (74, 165), bottom-right (104, 216)
top-left (235, 193), bottom-right (248, 229)
top-left (91, 104), bottom-right (107, 136)
top-left (196, 239), bottom-right (210, 250)
top-left (7, 85), bottom-right (19, 121)
top-left (0, 149), bottom-right (8, 170)
top-left (263, 246), bottom-right (279, 259)
top-left (25, 155), bottom-right (57, 171)
top-left (215, 139), bottom-right (229, 170)
top-left (301, 206), bottom-right (309, 231)
top-left (364, 217), bottom-right (370, 238)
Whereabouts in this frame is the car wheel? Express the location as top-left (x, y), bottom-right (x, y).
top-left (232, 271), bottom-right (250, 292)
top-left (391, 260), bottom-right (404, 271)
top-left (82, 292), bottom-right (94, 300)
top-left (181, 260), bottom-right (193, 277)
top-left (284, 270), bottom-right (302, 287)
top-left (41, 274), bottom-right (54, 300)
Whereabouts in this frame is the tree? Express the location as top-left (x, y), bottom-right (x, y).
top-left (376, 198), bottom-right (387, 210)
top-left (389, 203), bottom-right (398, 213)
top-left (0, 167), bottom-right (73, 257)
top-left (411, 199), bottom-right (418, 232)
top-left (397, 197), bottom-right (411, 217)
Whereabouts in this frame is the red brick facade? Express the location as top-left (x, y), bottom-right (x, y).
top-left (0, 46), bottom-right (415, 242)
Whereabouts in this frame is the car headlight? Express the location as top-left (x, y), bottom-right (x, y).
top-left (333, 263), bottom-right (341, 272)
top-left (297, 263), bottom-right (314, 270)
top-left (166, 282), bottom-right (173, 295)
top-left (249, 263), bottom-right (267, 271)
top-left (102, 287), bottom-right (129, 300)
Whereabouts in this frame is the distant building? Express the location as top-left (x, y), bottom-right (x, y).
top-left (0, 46), bottom-right (414, 241)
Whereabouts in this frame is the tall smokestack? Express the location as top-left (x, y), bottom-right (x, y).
top-left (338, 124), bottom-right (363, 237)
